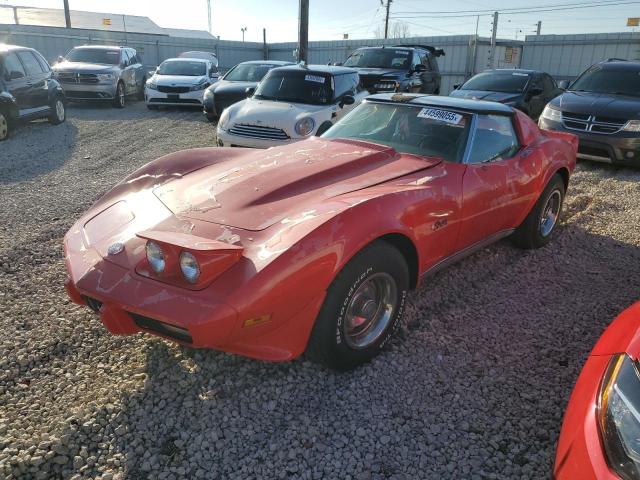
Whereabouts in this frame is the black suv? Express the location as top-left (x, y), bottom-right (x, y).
top-left (538, 59), bottom-right (640, 167)
top-left (0, 44), bottom-right (66, 141)
top-left (342, 44), bottom-right (444, 94)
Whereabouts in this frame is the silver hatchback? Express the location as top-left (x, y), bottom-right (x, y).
top-left (52, 45), bottom-right (146, 108)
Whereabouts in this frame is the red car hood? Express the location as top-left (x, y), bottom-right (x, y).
top-left (591, 301), bottom-right (640, 359)
top-left (153, 138), bottom-right (440, 231)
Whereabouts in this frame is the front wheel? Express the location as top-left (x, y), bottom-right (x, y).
top-left (511, 174), bottom-right (565, 249)
top-left (0, 110), bottom-right (9, 141)
top-left (137, 78), bottom-right (146, 101)
top-left (305, 241), bottom-right (409, 370)
top-left (48, 96), bottom-right (66, 125)
top-left (113, 82), bottom-right (125, 108)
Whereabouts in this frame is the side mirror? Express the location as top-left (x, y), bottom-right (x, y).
top-left (57, 55), bottom-right (65, 64)
top-left (245, 86), bottom-right (255, 97)
top-left (558, 80), bottom-right (569, 90)
top-left (413, 64), bottom-right (427, 73)
top-left (453, 83), bottom-right (461, 90)
top-left (340, 94), bottom-right (355, 107)
top-left (7, 70), bottom-right (24, 80)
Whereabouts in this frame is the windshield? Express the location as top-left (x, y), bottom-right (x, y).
top-left (253, 71), bottom-right (333, 105)
top-left (344, 48), bottom-right (411, 69)
top-left (570, 66), bottom-right (640, 96)
top-left (157, 60), bottom-right (206, 76)
top-left (224, 63), bottom-right (276, 82)
top-left (323, 102), bottom-right (470, 162)
top-left (65, 48), bottom-right (120, 65)
top-left (461, 72), bottom-right (530, 93)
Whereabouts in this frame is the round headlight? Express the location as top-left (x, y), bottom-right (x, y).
top-left (180, 252), bottom-right (200, 284)
top-left (145, 241), bottom-right (165, 273)
top-left (295, 117), bottom-right (315, 136)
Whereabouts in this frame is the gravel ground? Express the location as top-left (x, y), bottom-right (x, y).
top-left (1, 101), bottom-right (639, 480)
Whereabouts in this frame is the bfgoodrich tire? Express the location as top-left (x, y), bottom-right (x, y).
top-left (511, 174), bottom-right (565, 249)
top-left (306, 241), bottom-right (409, 370)
top-left (0, 110), bottom-right (9, 141)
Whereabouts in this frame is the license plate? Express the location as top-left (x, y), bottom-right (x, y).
top-left (168, 94), bottom-right (179, 100)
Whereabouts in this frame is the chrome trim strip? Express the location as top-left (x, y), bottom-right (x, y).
top-left (576, 153), bottom-right (612, 163)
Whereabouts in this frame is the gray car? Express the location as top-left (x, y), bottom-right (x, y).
top-left (52, 45), bottom-right (146, 108)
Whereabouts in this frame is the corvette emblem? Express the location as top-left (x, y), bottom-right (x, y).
top-left (107, 242), bottom-right (125, 255)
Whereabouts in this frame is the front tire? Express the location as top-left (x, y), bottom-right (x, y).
top-left (511, 174), bottom-right (565, 249)
top-left (137, 78), bottom-right (146, 101)
top-left (306, 241), bottom-right (409, 370)
top-left (0, 110), bottom-right (9, 141)
top-left (113, 82), bottom-right (125, 108)
top-left (48, 96), bottom-right (66, 125)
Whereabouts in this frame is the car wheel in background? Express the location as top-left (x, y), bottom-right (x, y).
top-left (205, 113), bottom-right (217, 123)
top-left (315, 121), bottom-right (333, 136)
top-left (138, 78), bottom-right (146, 101)
top-left (0, 111), bottom-right (9, 141)
top-left (48, 96), bottom-right (66, 125)
top-left (146, 104), bottom-right (158, 110)
top-left (306, 241), bottom-right (409, 370)
top-left (113, 82), bottom-right (125, 108)
top-left (511, 173), bottom-right (565, 249)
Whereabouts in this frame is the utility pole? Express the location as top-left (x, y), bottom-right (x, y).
top-left (383, 0), bottom-right (392, 39)
top-left (207, 0), bottom-right (212, 34)
top-left (298, 0), bottom-right (309, 63)
top-left (536, 20), bottom-right (542, 35)
top-left (263, 28), bottom-right (268, 60)
top-left (488, 11), bottom-right (498, 68)
top-left (62, 0), bottom-right (71, 28)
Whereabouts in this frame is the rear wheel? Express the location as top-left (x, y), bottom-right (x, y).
top-left (511, 174), bottom-right (565, 249)
top-left (113, 82), bottom-right (125, 108)
top-left (48, 96), bottom-right (66, 125)
top-left (306, 241), bottom-right (409, 370)
top-left (0, 110), bottom-right (9, 141)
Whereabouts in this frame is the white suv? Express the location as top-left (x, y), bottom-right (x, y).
top-left (145, 58), bottom-right (217, 109)
top-left (216, 65), bottom-right (368, 148)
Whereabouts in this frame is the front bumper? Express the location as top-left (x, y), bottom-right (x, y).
top-left (61, 82), bottom-right (118, 100)
top-left (145, 88), bottom-right (205, 107)
top-left (539, 117), bottom-right (640, 167)
top-left (216, 127), bottom-right (299, 148)
top-left (554, 354), bottom-right (618, 480)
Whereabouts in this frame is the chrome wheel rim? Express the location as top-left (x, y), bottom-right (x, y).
top-left (343, 272), bottom-right (398, 349)
top-left (540, 190), bottom-right (562, 237)
top-left (55, 100), bottom-right (65, 121)
top-left (118, 85), bottom-right (125, 107)
top-left (0, 113), bottom-right (7, 139)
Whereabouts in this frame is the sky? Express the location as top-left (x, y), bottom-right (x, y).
top-left (3, 0), bottom-right (640, 42)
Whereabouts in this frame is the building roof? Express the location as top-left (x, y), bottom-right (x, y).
top-left (367, 93), bottom-right (515, 115)
top-left (0, 5), bottom-right (215, 39)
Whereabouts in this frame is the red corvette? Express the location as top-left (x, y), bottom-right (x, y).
top-left (63, 94), bottom-right (577, 370)
top-left (555, 302), bottom-right (640, 479)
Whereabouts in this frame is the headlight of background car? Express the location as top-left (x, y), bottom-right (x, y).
top-left (179, 252), bottom-right (200, 284)
top-left (295, 117), bottom-right (315, 136)
top-left (622, 120), bottom-right (640, 132)
top-left (97, 73), bottom-right (114, 82)
top-left (146, 80), bottom-right (158, 91)
top-left (598, 354), bottom-right (640, 480)
top-left (190, 81), bottom-right (209, 91)
top-left (540, 104), bottom-right (562, 122)
top-left (218, 109), bottom-right (230, 130)
top-left (145, 241), bottom-right (165, 273)
top-left (204, 89), bottom-right (214, 100)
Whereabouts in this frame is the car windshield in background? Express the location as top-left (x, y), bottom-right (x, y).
top-left (158, 61), bottom-right (206, 76)
top-left (254, 71), bottom-right (333, 105)
top-left (570, 67), bottom-right (640, 96)
top-left (461, 72), bottom-right (531, 93)
top-left (66, 49), bottom-right (120, 65)
top-left (323, 102), bottom-right (470, 162)
top-left (343, 49), bottom-right (411, 69)
top-left (224, 64), bottom-right (276, 82)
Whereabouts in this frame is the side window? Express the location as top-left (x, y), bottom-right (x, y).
top-left (121, 50), bottom-right (130, 67)
top-left (542, 74), bottom-right (556, 92)
top-left (530, 75), bottom-right (543, 92)
top-left (420, 52), bottom-right (430, 70)
top-left (334, 74), bottom-right (356, 99)
top-left (17, 51), bottom-right (44, 76)
top-left (411, 51), bottom-right (421, 69)
top-left (33, 51), bottom-right (51, 72)
top-left (3, 52), bottom-right (26, 79)
top-left (467, 115), bottom-right (520, 164)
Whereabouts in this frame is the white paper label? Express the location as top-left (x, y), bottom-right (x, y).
top-left (417, 108), bottom-right (463, 125)
top-left (305, 74), bottom-right (325, 83)
top-left (512, 72), bottom-right (529, 77)
top-left (395, 50), bottom-right (409, 55)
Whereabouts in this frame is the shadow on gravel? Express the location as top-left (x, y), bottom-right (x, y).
top-left (0, 121), bottom-right (78, 184)
top-left (67, 101), bottom-right (208, 124)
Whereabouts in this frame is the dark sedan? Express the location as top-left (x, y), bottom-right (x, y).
top-left (450, 69), bottom-right (562, 119)
top-left (203, 60), bottom-right (292, 121)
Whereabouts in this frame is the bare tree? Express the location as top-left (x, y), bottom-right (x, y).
top-left (374, 21), bottom-right (411, 39)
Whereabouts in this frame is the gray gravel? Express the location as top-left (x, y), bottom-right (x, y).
top-left (1, 101), bottom-right (639, 479)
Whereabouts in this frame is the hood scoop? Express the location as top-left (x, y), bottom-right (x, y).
top-left (154, 138), bottom-right (439, 231)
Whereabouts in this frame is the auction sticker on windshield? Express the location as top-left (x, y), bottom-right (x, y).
top-left (417, 108), bottom-right (464, 125)
top-left (305, 75), bottom-right (325, 83)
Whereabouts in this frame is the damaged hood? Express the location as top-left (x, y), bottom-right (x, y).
top-left (153, 138), bottom-right (440, 230)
